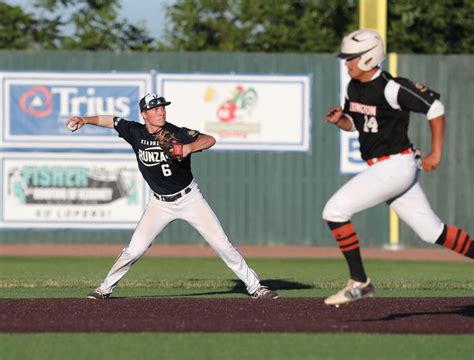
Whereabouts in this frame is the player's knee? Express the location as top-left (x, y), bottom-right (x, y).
top-left (207, 234), bottom-right (238, 256)
top-left (123, 246), bottom-right (146, 259)
top-left (418, 225), bottom-right (444, 244)
top-left (406, 224), bottom-right (443, 244)
top-left (322, 200), bottom-right (351, 223)
top-left (212, 235), bottom-right (231, 251)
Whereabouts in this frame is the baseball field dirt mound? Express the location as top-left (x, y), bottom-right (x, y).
top-left (1, 298), bottom-right (472, 334)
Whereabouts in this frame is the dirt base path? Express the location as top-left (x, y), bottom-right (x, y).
top-left (0, 244), bottom-right (470, 262)
top-left (1, 297), bottom-right (472, 334)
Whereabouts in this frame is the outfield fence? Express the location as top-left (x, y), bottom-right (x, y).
top-left (0, 52), bottom-right (472, 247)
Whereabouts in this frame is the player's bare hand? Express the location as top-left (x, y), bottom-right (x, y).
top-left (421, 152), bottom-right (442, 172)
top-left (326, 106), bottom-right (343, 124)
top-left (65, 116), bottom-right (85, 132)
top-left (182, 144), bottom-right (192, 159)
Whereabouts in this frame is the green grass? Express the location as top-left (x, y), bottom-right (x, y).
top-left (0, 256), bottom-right (473, 359)
top-left (1, 333), bottom-right (473, 360)
top-left (0, 257), bottom-right (472, 298)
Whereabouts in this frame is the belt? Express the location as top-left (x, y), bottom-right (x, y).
top-left (367, 148), bottom-right (412, 166)
top-left (153, 186), bottom-right (192, 202)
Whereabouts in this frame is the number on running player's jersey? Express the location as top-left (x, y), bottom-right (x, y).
top-left (363, 115), bottom-right (378, 133)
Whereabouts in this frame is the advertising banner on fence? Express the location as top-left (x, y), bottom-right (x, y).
top-left (0, 71), bottom-right (151, 149)
top-left (156, 73), bottom-right (312, 152)
top-left (0, 152), bottom-right (148, 229)
top-left (339, 62), bottom-right (368, 174)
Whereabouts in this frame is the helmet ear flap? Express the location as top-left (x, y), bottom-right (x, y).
top-left (357, 44), bottom-right (385, 71)
top-left (357, 58), bottom-right (372, 72)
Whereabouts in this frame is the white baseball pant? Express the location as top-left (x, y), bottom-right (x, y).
top-left (99, 180), bottom-right (261, 294)
top-left (323, 152), bottom-right (445, 243)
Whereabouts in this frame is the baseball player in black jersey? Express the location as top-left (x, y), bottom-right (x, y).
top-left (66, 93), bottom-right (278, 300)
top-left (323, 29), bottom-right (473, 307)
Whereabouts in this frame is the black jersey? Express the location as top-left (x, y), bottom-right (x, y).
top-left (343, 70), bottom-right (441, 160)
top-left (114, 117), bottom-right (200, 194)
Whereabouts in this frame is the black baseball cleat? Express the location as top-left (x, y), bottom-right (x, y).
top-left (86, 287), bottom-right (111, 299)
top-left (250, 286), bottom-right (279, 299)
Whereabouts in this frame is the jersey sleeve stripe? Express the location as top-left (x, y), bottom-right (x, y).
top-left (426, 100), bottom-right (445, 119)
top-left (398, 82), bottom-right (433, 107)
top-left (384, 79), bottom-right (401, 110)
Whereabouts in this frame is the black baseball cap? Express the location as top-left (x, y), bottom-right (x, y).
top-left (139, 93), bottom-right (171, 112)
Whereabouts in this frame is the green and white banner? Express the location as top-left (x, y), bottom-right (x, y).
top-left (1, 152), bottom-right (148, 229)
top-left (156, 73), bottom-right (312, 152)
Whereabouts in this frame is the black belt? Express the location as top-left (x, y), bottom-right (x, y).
top-left (153, 187), bottom-right (192, 202)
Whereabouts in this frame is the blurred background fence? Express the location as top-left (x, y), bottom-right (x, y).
top-left (0, 51), bottom-right (472, 247)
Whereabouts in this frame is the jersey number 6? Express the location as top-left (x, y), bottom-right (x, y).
top-left (363, 115), bottom-right (379, 133)
top-left (161, 164), bottom-right (172, 177)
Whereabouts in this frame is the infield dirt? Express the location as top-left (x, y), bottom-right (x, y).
top-left (1, 297), bottom-right (472, 334)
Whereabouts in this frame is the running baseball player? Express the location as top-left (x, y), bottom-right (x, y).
top-left (323, 29), bottom-right (473, 307)
top-left (66, 93), bottom-right (278, 300)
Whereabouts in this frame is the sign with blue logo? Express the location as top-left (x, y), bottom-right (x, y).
top-left (340, 131), bottom-right (367, 173)
top-left (1, 72), bottom-right (152, 149)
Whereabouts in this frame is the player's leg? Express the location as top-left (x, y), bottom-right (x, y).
top-left (88, 198), bottom-right (175, 298)
top-left (435, 226), bottom-right (474, 258)
top-left (179, 186), bottom-right (276, 298)
top-left (322, 155), bottom-right (418, 305)
top-left (323, 156), bottom-right (418, 279)
top-left (389, 182), bottom-right (474, 259)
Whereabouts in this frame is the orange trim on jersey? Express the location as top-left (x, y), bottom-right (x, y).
top-left (367, 148), bottom-right (412, 166)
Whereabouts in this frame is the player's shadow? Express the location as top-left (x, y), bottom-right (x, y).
top-left (361, 304), bottom-right (474, 321)
top-left (139, 279), bottom-right (313, 298)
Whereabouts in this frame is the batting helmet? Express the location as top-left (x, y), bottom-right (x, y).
top-left (337, 29), bottom-right (385, 71)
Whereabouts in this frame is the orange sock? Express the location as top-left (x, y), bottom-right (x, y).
top-left (330, 222), bottom-right (360, 253)
top-left (436, 225), bottom-right (474, 259)
top-left (327, 221), bottom-right (367, 282)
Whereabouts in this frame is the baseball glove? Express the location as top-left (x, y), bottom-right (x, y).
top-left (155, 129), bottom-right (184, 160)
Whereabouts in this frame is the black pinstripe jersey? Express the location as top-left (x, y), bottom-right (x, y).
top-left (113, 118), bottom-right (200, 195)
top-left (343, 70), bottom-right (441, 160)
